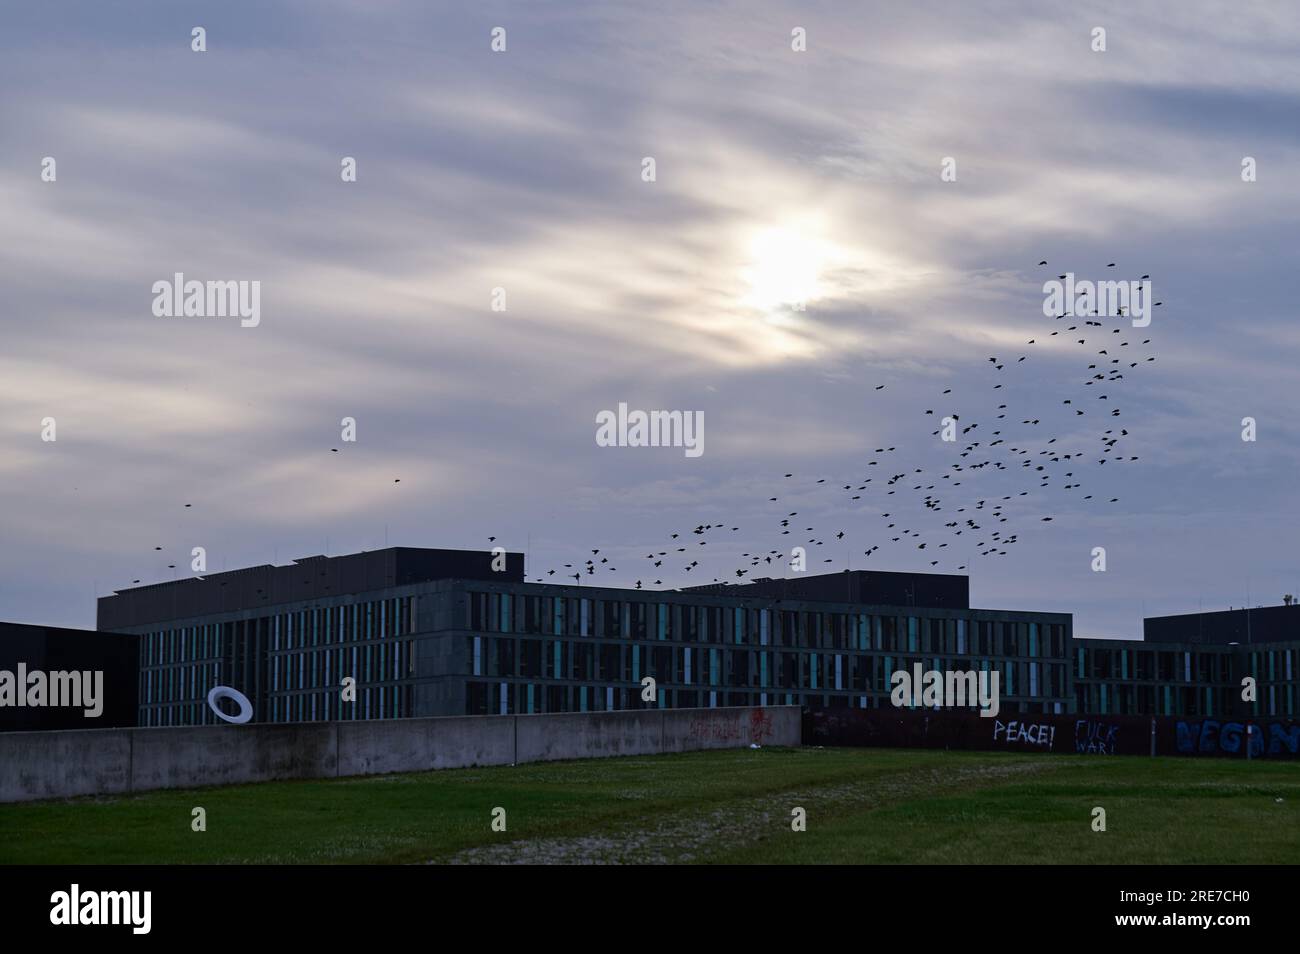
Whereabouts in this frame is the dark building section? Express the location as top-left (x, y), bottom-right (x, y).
top-left (460, 579), bottom-right (1068, 718)
top-left (121, 590), bottom-right (421, 726)
top-left (682, 569), bottom-right (969, 610)
top-left (1073, 638), bottom-right (1240, 719)
top-left (98, 547), bottom-right (524, 630)
top-left (1074, 604), bottom-right (1300, 720)
top-left (14, 540), bottom-right (1296, 733)
top-left (1145, 603), bottom-right (1300, 646)
top-left (0, 622), bottom-right (138, 731)
top-left (96, 549), bottom-right (1071, 727)
top-left (1234, 640), bottom-right (1300, 720)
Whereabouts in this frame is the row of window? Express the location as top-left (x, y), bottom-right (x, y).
top-left (1076, 683), bottom-right (1233, 718)
top-left (468, 635), bottom-right (1069, 700)
top-left (468, 592), bottom-right (1067, 657)
top-left (141, 642), bottom-right (414, 705)
top-left (268, 642), bottom-right (411, 693)
top-left (1077, 681), bottom-right (1298, 718)
top-left (465, 681), bottom-right (1066, 717)
top-left (137, 598), bottom-right (417, 720)
top-left (1243, 648), bottom-right (1299, 684)
top-left (1080, 646), bottom-right (1297, 684)
top-left (139, 597), bottom-right (415, 668)
top-left (1078, 646), bottom-right (1237, 683)
top-left (140, 645), bottom-right (413, 705)
top-left (139, 661), bottom-right (220, 709)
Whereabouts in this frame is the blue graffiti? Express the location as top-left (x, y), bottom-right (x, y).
top-left (1176, 720), bottom-right (1299, 757)
top-left (1269, 722), bottom-right (1300, 755)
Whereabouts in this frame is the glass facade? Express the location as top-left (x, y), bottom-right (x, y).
top-left (462, 589), bottom-right (1071, 717)
top-left (123, 579), bottom-right (1073, 724)
top-left (1074, 638), bottom-right (1299, 719)
top-left (1243, 644), bottom-right (1300, 718)
top-left (136, 596), bottom-right (415, 726)
top-left (110, 559), bottom-right (1300, 726)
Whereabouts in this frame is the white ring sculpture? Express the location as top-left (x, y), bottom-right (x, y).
top-left (206, 685), bottom-right (253, 724)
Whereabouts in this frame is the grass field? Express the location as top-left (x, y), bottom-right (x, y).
top-left (3, 747), bottom-right (1297, 864)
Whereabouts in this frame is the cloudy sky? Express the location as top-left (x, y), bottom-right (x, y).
top-left (3, 0), bottom-right (1298, 638)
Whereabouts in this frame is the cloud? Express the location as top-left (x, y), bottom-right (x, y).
top-left (1, 0), bottom-right (1298, 639)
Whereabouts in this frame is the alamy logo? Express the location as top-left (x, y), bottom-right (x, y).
top-left (890, 664), bottom-right (1001, 718)
top-left (1042, 272), bottom-right (1152, 327)
top-left (152, 272), bottom-right (261, 327)
top-left (50, 884), bottom-right (151, 934)
top-left (595, 402), bottom-right (704, 458)
top-left (0, 665), bottom-right (102, 717)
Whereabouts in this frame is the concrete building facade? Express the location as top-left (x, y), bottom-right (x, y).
top-left (1073, 605), bottom-right (1300, 720)
top-left (95, 548), bottom-right (1074, 727)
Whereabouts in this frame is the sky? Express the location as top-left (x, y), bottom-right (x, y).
top-left (2, 0), bottom-right (1299, 638)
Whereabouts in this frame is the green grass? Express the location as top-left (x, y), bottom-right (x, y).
top-left (2, 748), bottom-right (1297, 864)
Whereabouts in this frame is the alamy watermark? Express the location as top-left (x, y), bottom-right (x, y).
top-left (50, 884), bottom-right (151, 934)
top-left (595, 403), bottom-right (704, 458)
top-left (891, 664), bottom-right (1000, 718)
top-left (1043, 272), bottom-right (1151, 327)
top-left (0, 664), bottom-right (103, 717)
top-left (152, 272), bottom-right (261, 327)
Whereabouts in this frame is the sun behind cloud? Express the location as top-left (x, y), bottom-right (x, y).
top-left (740, 225), bottom-right (833, 313)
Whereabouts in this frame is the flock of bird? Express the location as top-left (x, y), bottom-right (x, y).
top-left (530, 261), bottom-right (1162, 590)
top-left (125, 261), bottom-right (1162, 596)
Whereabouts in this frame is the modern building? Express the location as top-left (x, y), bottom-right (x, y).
top-left (94, 547), bottom-right (1074, 727)
top-left (0, 622), bottom-right (138, 731)
top-left (1073, 605), bottom-right (1300, 720)
top-left (9, 547), bottom-right (1290, 730)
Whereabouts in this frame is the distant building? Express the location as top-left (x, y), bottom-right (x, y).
top-left (1072, 637), bottom-right (1240, 718)
top-left (1073, 605), bottom-right (1300, 719)
top-left (94, 548), bottom-right (1073, 726)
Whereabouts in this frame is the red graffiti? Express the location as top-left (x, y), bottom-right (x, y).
top-left (686, 707), bottom-right (773, 743)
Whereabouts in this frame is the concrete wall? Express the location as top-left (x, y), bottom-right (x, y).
top-left (337, 714), bottom-right (516, 776)
top-left (1, 728), bottom-right (134, 801)
top-left (0, 705), bottom-right (798, 803)
top-left (516, 709), bottom-right (665, 762)
top-left (130, 723), bottom-right (338, 792)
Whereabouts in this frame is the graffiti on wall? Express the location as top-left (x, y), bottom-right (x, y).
top-left (992, 719), bottom-right (1055, 748)
top-left (1074, 720), bottom-right (1119, 755)
top-left (1176, 720), bottom-right (1300, 757)
top-left (803, 707), bottom-right (1300, 759)
top-left (687, 706), bottom-right (774, 744)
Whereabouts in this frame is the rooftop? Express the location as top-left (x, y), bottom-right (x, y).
top-left (1144, 603), bottom-right (1300, 645)
top-left (681, 569), bottom-right (969, 609)
top-left (97, 547), bottom-right (524, 630)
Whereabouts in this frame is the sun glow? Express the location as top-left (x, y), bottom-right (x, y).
top-left (740, 226), bottom-right (831, 312)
